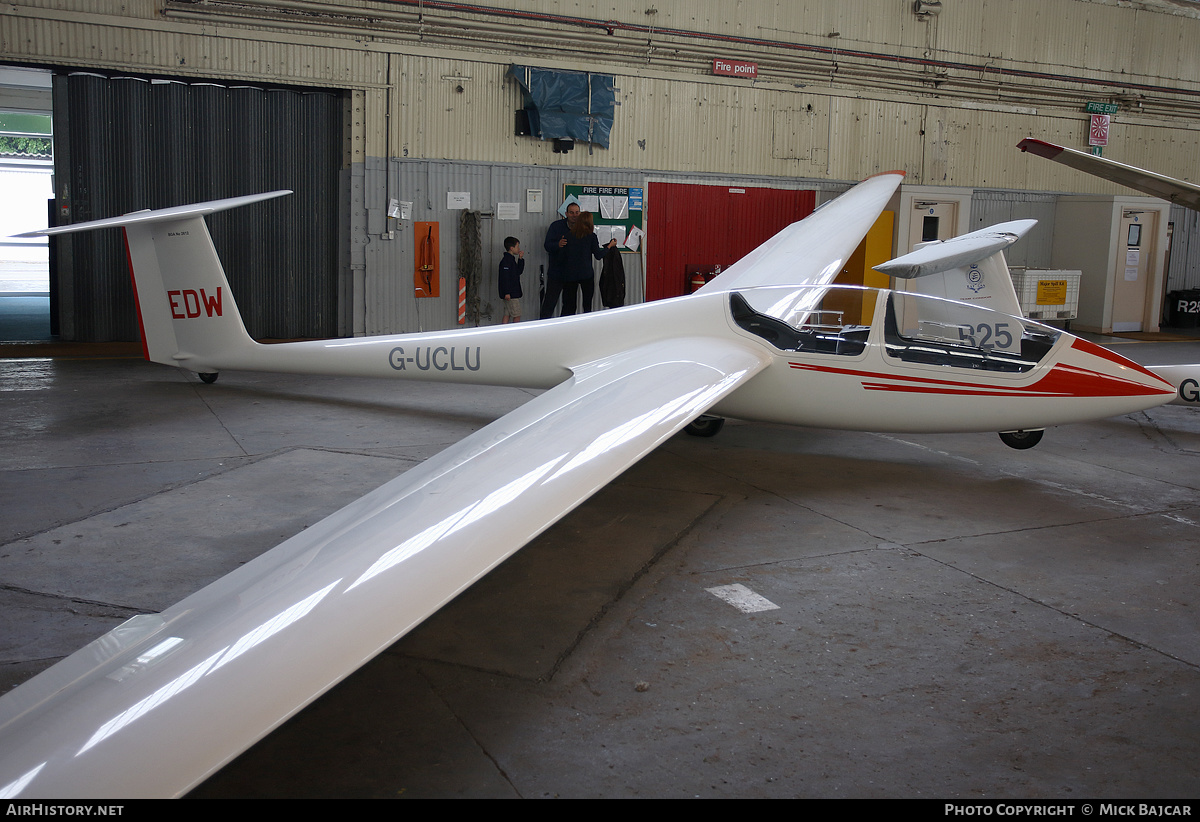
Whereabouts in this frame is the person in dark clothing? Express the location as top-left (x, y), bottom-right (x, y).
top-left (563, 211), bottom-right (613, 315)
top-left (541, 204), bottom-right (615, 318)
top-left (540, 202), bottom-right (578, 319)
top-left (498, 236), bottom-right (524, 323)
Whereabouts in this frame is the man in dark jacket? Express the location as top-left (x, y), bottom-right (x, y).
top-left (540, 203), bottom-right (579, 319)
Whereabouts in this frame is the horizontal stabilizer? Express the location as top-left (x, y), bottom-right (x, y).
top-left (16, 191), bottom-right (292, 237)
top-left (874, 220), bottom-right (1037, 279)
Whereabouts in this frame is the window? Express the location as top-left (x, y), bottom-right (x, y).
top-left (731, 289), bottom-right (869, 356)
top-left (884, 292), bottom-right (1058, 373)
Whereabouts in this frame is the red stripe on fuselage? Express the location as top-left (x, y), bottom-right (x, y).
top-left (859, 383), bottom-right (1067, 397)
top-left (1069, 337), bottom-right (1174, 388)
top-left (790, 360), bottom-right (1170, 398)
top-left (1033, 363), bottom-right (1171, 397)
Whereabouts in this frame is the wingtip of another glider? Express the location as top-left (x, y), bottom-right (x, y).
top-left (1017, 138), bottom-right (1063, 159)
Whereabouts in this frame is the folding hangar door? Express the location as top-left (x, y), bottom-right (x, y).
top-left (644, 182), bottom-right (816, 302)
top-left (51, 72), bottom-right (344, 342)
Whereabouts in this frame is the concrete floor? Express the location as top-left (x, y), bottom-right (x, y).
top-left (1, 344), bottom-right (1199, 798)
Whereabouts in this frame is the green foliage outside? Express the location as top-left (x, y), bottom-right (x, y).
top-left (0, 135), bottom-right (53, 158)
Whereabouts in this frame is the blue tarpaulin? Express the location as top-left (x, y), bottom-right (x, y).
top-left (508, 65), bottom-right (615, 149)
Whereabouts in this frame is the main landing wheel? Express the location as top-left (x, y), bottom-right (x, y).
top-left (198, 372), bottom-right (219, 384)
top-left (999, 429), bottom-right (1043, 450)
top-left (685, 416), bottom-right (725, 438)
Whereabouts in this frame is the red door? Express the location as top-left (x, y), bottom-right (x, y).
top-left (646, 183), bottom-right (816, 301)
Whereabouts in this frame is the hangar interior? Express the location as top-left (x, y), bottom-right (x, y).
top-left (2, 0), bottom-right (1200, 799)
top-left (3, 0), bottom-right (1200, 336)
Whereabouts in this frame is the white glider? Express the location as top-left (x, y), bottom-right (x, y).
top-left (0, 171), bottom-right (1189, 798)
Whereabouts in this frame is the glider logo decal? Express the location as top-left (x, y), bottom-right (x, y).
top-left (966, 265), bottom-right (985, 293)
top-left (389, 346), bottom-right (482, 372)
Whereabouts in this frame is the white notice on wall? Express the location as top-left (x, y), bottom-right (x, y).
top-left (610, 225), bottom-right (627, 248)
top-left (1125, 267), bottom-right (1139, 282)
top-left (447, 191), bottom-right (470, 210)
top-left (1126, 249), bottom-right (1140, 266)
top-left (496, 202), bottom-right (520, 220)
top-left (399, 201), bottom-right (413, 221)
top-left (600, 196), bottom-right (629, 220)
top-left (625, 226), bottom-right (644, 252)
top-left (527, 189), bottom-right (543, 213)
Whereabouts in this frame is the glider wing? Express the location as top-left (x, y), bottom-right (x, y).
top-left (1018, 138), bottom-right (1200, 211)
top-left (0, 336), bottom-right (768, 798)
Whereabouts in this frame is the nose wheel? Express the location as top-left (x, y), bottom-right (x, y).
top-left (198, 372), bottom-right (219, 384)
top-left (999, 429), bottom-right (1043, 450)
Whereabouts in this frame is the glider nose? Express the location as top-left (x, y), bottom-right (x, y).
top-left (1063, 337), bottom-right (1176, 400)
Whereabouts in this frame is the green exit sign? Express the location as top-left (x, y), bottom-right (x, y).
top-left (1085, 102), bottom-right (1119, 114)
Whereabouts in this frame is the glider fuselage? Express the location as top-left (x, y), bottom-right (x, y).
top-left (199, 284), bottom-right (1177, 433)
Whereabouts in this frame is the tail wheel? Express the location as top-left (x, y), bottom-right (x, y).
top-left (198, 372), bottom-right (219, 384)
top-left (999, 429), bottom-right (1043, 450)
top-left (685, 416), bottom-right (725, 438)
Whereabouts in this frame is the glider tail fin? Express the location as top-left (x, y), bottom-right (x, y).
top-left (30, 191), bottom-right (289, 372)
top-left (874, 219), bottom-right (1037, 317)
top-left (121, 214), bottom-right (255, 370)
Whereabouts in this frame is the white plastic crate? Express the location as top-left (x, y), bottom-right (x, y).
top-left (1010, 268), bottom-right (1081, 320)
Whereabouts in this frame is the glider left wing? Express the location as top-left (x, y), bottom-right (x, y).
top-left (0, 336), bottom-right (768, 798)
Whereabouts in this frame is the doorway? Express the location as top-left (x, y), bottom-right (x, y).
top-left (0, 66), bottom-right (54, 341)
top-left (908, 199), bottom-right (959, 249)
top-left (1111, 210), bottom-right (1156, 333)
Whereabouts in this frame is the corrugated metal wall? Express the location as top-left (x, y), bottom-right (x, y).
top-left (9, 1), bottom-right (1198, 187)
top-left (969, 190), bottom-right (1058, 269)
top-left (351, 161), bottom-right (846, 333)
top-left (379, 58), bottom-right (1200, 191)
top-left (1168, 204), bottom-right (1200, 292)
top-left (358, 160), bottom-right (652, 333)
top-left (53, 72), bottom-right (344, 341)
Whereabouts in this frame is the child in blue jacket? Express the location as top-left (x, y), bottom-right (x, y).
top-left (499, 236), bottom-right (525, 323)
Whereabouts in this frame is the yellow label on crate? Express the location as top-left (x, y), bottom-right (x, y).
top-left (1036, 280), bottom-right (1067, 305)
